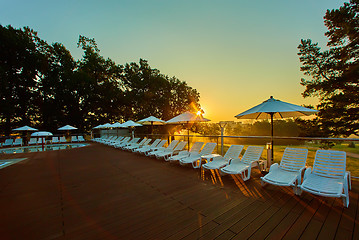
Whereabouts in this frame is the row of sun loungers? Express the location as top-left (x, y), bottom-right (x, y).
top-left (93, 135), bottom-right (352, 207)
top-left (1, 136), bottom-right (85, 147)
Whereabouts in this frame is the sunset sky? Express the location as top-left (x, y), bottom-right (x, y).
top-left (1, 0), bottom-right (346, 122)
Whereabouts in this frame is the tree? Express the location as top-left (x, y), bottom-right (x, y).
top-left (298, 0), bottom-right (359, 137)
top-left (0, 25), bottom-right (48, 134)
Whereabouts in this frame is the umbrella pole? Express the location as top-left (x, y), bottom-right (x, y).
top-left (270, 113), bottom-right (274, 166)
top-left (151, 122), bottom-right (153, 135)
top-left (187, 122), bottom-right (190, 151)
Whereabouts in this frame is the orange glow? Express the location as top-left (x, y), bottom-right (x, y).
top-left (196, 110), bottom-right (202, 116)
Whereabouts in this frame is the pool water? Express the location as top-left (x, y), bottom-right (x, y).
top-left (0, 158), bottom-right (27, 169)
top-left (0, 143), bottom-right (89, 154)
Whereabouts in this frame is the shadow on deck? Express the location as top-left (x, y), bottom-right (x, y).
top-left (0, 143), bottom-right (358, 240)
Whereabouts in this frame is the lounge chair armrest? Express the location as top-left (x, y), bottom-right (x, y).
top-left (269, 163), bottom-right (279, 172)
top-left (303, 167), bottom-right (312, 180)
top-left (345, 171), bottom-right (351, 190)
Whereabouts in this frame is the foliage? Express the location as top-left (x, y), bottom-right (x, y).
top-left (0, 26), bottom-right (201, 134)
top-left (298, 0), bottom-right (359, 137)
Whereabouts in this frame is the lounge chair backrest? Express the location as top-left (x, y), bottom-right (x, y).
top-left (71, 136), bottom-right (78, 142)
top-left (4, 139), bottom-right (13, 145)
top-left (280, 147), bottom-right (308, 172)
top-left (313, 150), bottom-right (346, 179)
top-left (166, 140), bottom-right (179, 150)
top-left (241, 146), bottom-right (264, 165)
top-left (149, 139), bottom-right (161, 148)
top-left (13, 138), bottom-right (23, 145)
top-left (78, 136), bottom-right (85, 142)
top-left (174, 141), bottom-right (187, 151)
top-left (52, 137), bottom-right (59, 142)
top-left (156, 140), bottom-right (167, 148)
top-left (143, 139), bottom-right (152, 146)
top-left (59, 136), bottom-right (67, 142)
top-left (199, 142), bottom-right (217, 155)
top-left (223, 145), bottom-right (244, 160)
top-left (29, 138), bottom-right (37, 144)
top-left (129, 137), bottom-right (140, 144)
top-left (136, 138), bottom-right (147, 146)
top-left (189, 142), bottom-right (204, 153)
top-left (37, 138), bottom-right (44, 144)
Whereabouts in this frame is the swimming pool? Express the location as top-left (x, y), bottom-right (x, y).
top-left (0, 158), bottom-right (27, 169)
top-left (0, 143), bottom-right (89, 154)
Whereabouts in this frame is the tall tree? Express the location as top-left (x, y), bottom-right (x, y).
top-left (298, 0), bottom-right (359, 137)
top-left (0, 25), bottom-right (48, 134)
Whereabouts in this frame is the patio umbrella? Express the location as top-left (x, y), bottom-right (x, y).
top-left (235, 96), bottom-right (318, 165)
top-left (13, 125), bottom-right (38, 145)
top-left (122, 120), bottom-right (142, 138)
top-left (137, 116), bottom-right (165, 134)
top-left (58, 125), bottom-right (78, 139)
top-left (111, 122), bottom-right (125, 136)
top-left (166, 111), bottom-right (210, 150)
top-left (31, 131), bottom-right (53, 150)
top-left (13, 125), bottom-right (38, 131)
top-left (57, 125), bottom-right (77, 131)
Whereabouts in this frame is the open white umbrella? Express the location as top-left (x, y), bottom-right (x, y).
top-left (13, 125), bottom-right (38, 131)
top-left (137, 116), bottom-right (165, 134)
top-left (121, 120), bottom-right (142, 138)
top-left (57, 125), bottom-right (77, 131)
top-left (31, 131), bottom-right (53, 150)
top-left (235, 96), bottom-right (318, 165)
top-left (166, 111), bottom-right (210, 149)
top-left (13, 125), bottom-right (38, 145)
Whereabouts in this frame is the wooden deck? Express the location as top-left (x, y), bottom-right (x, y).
top-left (0, 143), bottom-right (358, 240)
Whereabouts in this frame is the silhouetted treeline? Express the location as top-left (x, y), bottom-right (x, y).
top-left (0, 26), bottom-right (200, 135)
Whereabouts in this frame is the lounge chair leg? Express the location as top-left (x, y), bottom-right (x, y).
top-left (261, 180), bottom-right (267, 187)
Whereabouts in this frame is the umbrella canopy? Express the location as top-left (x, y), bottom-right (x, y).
top-left (99, 123), bottom-right (113, 129)
top-left (235, 96), bottom-right (318, 119)
top-left (13, 125), bottom-right (38, 131)
top-left (166, 111), bottom-right (210, 124)
top-left (31, 131), bottom-right (53, 137)
top-left (122, 120), bottom-right (142, 127)
top-left (111, 122), bottom-right (124, 128)
top-left (138, 116), bottom-right (165, 125)
top-left (138, 116), bottom-right (165, 134)
top-left (166, 111), bottom-right (210, 150)
top-left (58, 125), bottom-right (77, 131)
top-left (235, 96), bottom-right (318, 165)
top-left (93, 124), bottom-right (103, 129)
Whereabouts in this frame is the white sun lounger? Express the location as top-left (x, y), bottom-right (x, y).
top-left (118, 138), bottom-right (140, 149)
top-left (157, 141), bottom-right (188, 159)
top-left (12, 138), bottom-right (23, 147)
top-left (3, 138), bottom-right (14, 147)
top-left (77, 136), bottom-right (85, 142)
top-left (112, 137), bottom-right (131, 148)
top-left (71, 136), bottom-right (78, 142)
top-left (144, 140), bottom-right (167, 156)
top-left (179, 142), bottom-right (217, 168)
top-left (28, 138), bottom-right (37, 145)
top-left (166, 142), bottom-right (204, 162)
top-left (51, 137), bottom-right (59, 144)
top-left (123, 138), bottom-right (147, 151)
top-left (202, 145), bottom-right (244, 170)
top-left (59, 136), bottom-right (67, 143)
top-left (147, 140), bottom-right (179, 157)
top-left (126, 138), bottom-right (152, 151)
top-left (261, 147), bottom-right (308, 195)
top-left (298, 150), bottom-right (351, 207)
top-left (134, 139), bottom-right (161, 154)
top-left (220, 146), bottom-right (264, 181)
